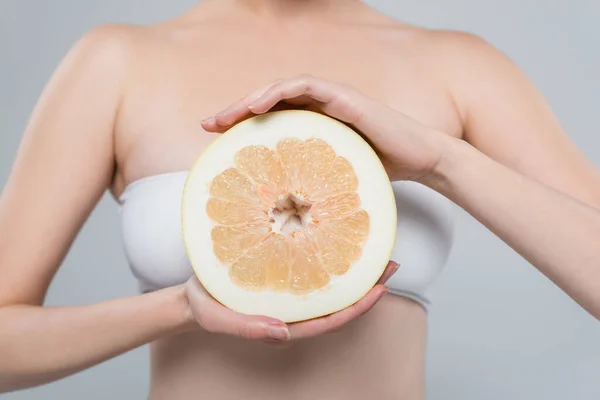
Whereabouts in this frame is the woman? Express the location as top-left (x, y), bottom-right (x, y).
top-left (1, 0), bottom-right (599, 398)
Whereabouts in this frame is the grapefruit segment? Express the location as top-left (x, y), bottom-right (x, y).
top-left (275, 138), bottom-right (306, 193)
top-left (210, 168), bottom-right (263, 207)
top-left (229, 240), bottom-right (269, 290)
top-left (211, 223), bottom-right (272, 263)
top-left (310, 193), bottom-right (361, 222)
top-left (205, 198), bottom-right (268, 225)
top-left (319, 209), bottom-right (370, 244)
top-left (289, 230), bottom-right (330, 293)
top-left (308, 157), bottom-right (358, 201)
top-left (300, 138), bottom-right (336, 194)
top-left (265, 234), bottom-right (291, 291)
top-left (309, 224), bottom-right (362, 276)
top-left (235, 146), bottom-right (286, 205)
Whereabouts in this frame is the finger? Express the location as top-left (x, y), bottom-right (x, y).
top-left (289, 284), bottom-right (388, 340)
top-left (204, 99), bottom-right (321, 133)
top-left (206, 300), bottom-right (291, 341)
top-left (202, 102), bottom-right (317, 133)
top-left (376, 261), bottom-right (400, 285)
top-left (248, 75), bottom-right (336, 114)
top-left (203, 75), bottom-right (370, 134)
top-left (188, 277), bottom-right (291, 341)
top-left (208, 306), bottom-right (291, 341)
top-left (248, 75), bottom-right (369, 127)
top-left (215, 86), bottom-right (273, 126)
top-left (202, 79), bottom-right (284, 132)
top-left (231, 314), bottom-right (292, 341)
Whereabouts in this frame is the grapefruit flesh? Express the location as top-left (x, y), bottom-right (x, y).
top-left (182, 110), bottom-right (396, 322)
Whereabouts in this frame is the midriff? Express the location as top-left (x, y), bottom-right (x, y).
top-left (148, 294), bottom-right (427, 400)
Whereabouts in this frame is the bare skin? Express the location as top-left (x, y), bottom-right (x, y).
top-left (1, 0), bottom-right (599, 398)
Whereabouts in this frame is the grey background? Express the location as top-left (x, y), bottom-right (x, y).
top-left (1, 1), bottom-right (599, 399)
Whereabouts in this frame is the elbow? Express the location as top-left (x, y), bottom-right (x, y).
top-left (592, 304), bottom-right (600, 322)
top-left (583, 292), bottom-right (600, 322)
top-left (0, 370), bottom-right (28, 394)
top-left (0, 378), bottom-right (16, 395)
top-left (0, 366), bottom-right (60, 394)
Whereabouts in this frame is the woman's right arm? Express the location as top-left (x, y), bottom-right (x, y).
top-left (0, 26), bottom-right (396, 392)
top-left (0, 25), bottom-right (193, 392)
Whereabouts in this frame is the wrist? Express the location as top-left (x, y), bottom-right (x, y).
top-left (416, 135), bottom-right (475, 193)
top-left (164, 284), bottom-right (200, 334)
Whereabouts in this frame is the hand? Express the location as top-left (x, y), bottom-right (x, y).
top-left (184, 261), bottom-right (399, 346)
top-left (202, 74), bottom-right (452, 182)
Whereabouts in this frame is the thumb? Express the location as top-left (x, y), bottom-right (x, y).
top-left (186, 275), bottom-right (291, 341)
top-left (225, 313), bottom-right (292, 341)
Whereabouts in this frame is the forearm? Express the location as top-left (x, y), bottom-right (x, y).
top-left (0, 284), bottom-right (193, 393)
top-left (424, 138), bottom-right (600, 319)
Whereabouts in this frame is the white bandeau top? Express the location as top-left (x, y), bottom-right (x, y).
top-left (118, 171), bottom-right (455, 310)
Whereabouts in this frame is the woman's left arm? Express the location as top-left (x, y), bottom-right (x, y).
top-left (443, 32), bottom-right (600, 209)
top-left (425, 133), bottom-right (600, 319)
top-left (203, 33), bottom-right (600, 320)
top-left (432, 32), bottom-right (600, 318)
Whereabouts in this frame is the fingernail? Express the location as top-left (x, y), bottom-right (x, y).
top-left (248, 103), bottom-right (256, 111)
top-left (202, 116), bottom-right (215, 124)
top-left (267, 324), bottom-right (291, 341)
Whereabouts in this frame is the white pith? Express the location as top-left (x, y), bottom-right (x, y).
top-left (270, 193), bottom-right (313, 235)
top-left (181, 110), bottom-right (397, 322)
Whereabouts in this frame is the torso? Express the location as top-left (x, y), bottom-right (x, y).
top-left (149, 295), bottom-right (427, 400)
top-left (111, 3), bottom-right (463, 399)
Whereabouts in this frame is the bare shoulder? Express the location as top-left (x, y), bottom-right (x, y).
top-left (422, 29), bottom-right (522, 82)
top-left (425, 29), bottom-right (491, 50)
top-left (386, 23), bottom-right (506, 62)
top-left (425, 29), bottom-right (515, 68)
top-left (362, 14), bottom-right (506, 64)
top-left (51, 23), bottom-right (148, 96)
top-left (57, 21), bottom-right (190, 106)
top-left (64, 21), bottom-right (195, 73)
top-left (70, 24), bottom-right (140, 64)
top-left (402, 28), bottom-right (529, 117)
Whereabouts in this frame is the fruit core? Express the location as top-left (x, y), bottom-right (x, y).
top-left (270, 193), bottom-right (312, 235)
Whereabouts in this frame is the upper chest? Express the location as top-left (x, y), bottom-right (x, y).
top-left (113, 24), bottom-right (463, 194)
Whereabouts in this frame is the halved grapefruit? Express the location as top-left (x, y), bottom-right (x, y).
top-left (182, 110), bottom-right (396, 322)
